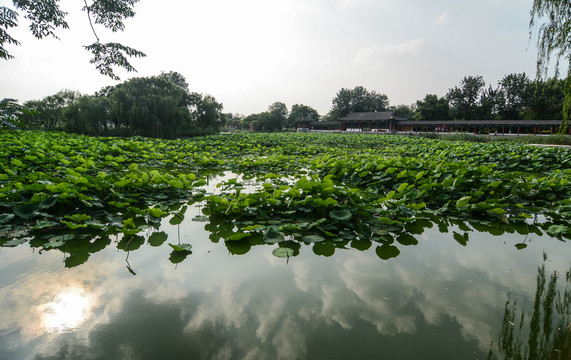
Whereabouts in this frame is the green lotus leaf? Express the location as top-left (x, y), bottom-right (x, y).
top-left (192, 216), bottom-right (209, 222)
top-left (44, 235), bottom-right (67, 248)
top-left (272, 247), bottom-right (294, 258)
top-left (329, 209), bottom-right (351, 221)
top-left (376, 244), bottom-right (400, 260)
top-left (456, 196), bottom-right (472, 209)
top-left (148, 232), bottom-right (168, 247)
top-left (2, 237), bottom-right (31, 247)
top-left (148, 208), bottom-right (168, 218)
top-left (302, 235), bottom-right (325, 243)
top-left (546, 224), bottom-right (568, 237)
top-left (13, 204), bottom-right (38, 219)
top-left (227, 232), bottom-right (251, 241)
top-left (0, 213), bottom-right (15, 224)
top-left (65, 252), bottom-right (90, 268)
top-left (169, 213), bottom-right (184, 225)
top-left (264, 227), bottom-right (285, 244)
top-left (313, 242), bottom-right (335, 257)
top-left (168, 243), bottom-right (193, 252)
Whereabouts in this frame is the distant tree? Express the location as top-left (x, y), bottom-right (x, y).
top-left (330, 86), bottom-right (390, 119)
top-left (0, 0), bottom-right (145, 79)
top-left (529, 0), bottom-right (570, 133)
top-left (522, 78), bottom-right (566, 120)
top-left (414, 94), bottom-right (451, 120)
top-left (242, 113), bottom-right (260, 130)
top-left (193, 95), bottom-right (225, 132)
top-left (390, 104), bottom-right (415, 119)
top-left (23, 90), bottom-right (81, 129)
top-left (265, 102), bottom-right (288, 131)
top-left (287, 104), bottom-right (320, 128)
top-left (446, 75), bottom-right (487, 120)
top-left (496, 73), bottom-right (533, 120)
top-left (109, 76), bottom-right (191, 138)
top-left (223, 113), bottom-right (244, 128)
top-left (0, 98), bottom-right (33, 129)
top-left (479, 86), bottom-right (502, 120)
top-left (63, 95), bottom-right (109, 135)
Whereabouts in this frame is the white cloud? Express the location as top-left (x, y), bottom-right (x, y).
top-left (354, 38), bottom-right (431, 64)
top-left (437, 12), bottom-right (450, 24)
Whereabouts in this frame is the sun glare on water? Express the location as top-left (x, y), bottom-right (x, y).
top-left (39, 288), bottom-right (92, 332)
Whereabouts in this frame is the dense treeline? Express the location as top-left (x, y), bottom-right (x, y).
top-left (15, 72), bottom-right (225, 138)
top-left (227, 73), bottom-right (567, 132)
top-left (1, 72), bottom-right (567, 135)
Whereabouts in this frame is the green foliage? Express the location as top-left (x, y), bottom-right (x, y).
top-left (84, 42), bottom-right (146, 80)
top-left (529, 0), bottom-right (570, 134)
top-left (414, 94), bottom-right (451, 120)
top-left (0, 131), bottom-right (569, 264)
top-left (20, 72), bottom-right (224, 138)
top-left (0, 98), bottom-right (31, 129)
top-left (2, 0), bottom-right (144, 78)
top-left (0, 6), bottom-right (20, 60)
top-left (288, 104), bottom-right (320, 128)
top-left (329, 86), bottom-right (390, 119)
top-left (446, 75), bottom-right (487, 120)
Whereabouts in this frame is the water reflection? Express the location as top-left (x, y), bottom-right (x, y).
top-left (39, 288), bottom-right (92, 333)
top-left (489, 261), bottom-right (571, 359)
top-left (0, 226), bottom-right (569, 359)
top-left (0, 192), bottom-right (570, 358)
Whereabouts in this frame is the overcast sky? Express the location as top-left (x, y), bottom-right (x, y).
top-left (0, 0), bottom-right (557, 115)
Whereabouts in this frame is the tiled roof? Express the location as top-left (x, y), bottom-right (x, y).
top-left (339, 112), bottom-right (395, 121)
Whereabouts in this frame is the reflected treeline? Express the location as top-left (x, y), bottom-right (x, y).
top-left (488, 259), bottom-right (570, 360)
top-left (1, 199), bottom-right (566, 269)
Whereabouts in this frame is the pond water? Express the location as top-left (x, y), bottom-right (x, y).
top-left (0, 196), bottom-right (569, 360)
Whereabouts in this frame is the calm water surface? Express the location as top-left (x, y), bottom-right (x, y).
top-left (0, 202), bottom-right (569, 360)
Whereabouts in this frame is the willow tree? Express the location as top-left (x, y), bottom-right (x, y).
top-left (530, 0), bottom-right (571, 134)
top-left (0, 0), bottom-right (145, 80)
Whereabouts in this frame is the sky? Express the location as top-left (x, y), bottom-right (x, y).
top-left (0, 0), bottom-right (557, 116)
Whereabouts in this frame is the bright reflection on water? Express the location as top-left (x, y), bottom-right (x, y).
top-left (38, 289), bottom-right (92, 333)
top-left (0, 199), bottom-right (569, 359)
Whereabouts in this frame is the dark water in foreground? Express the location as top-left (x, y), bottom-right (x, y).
top-left (0, 205), bottom-right (569, 360)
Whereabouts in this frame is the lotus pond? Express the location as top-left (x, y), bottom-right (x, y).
top-left (0, 131), bottom-right (570, 359)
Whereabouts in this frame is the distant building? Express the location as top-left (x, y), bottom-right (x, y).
top-left (339, 111), bottom-right (397, 132)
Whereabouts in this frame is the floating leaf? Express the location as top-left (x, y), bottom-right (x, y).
top-left (168, 243), bottom-right (193, 252)
top-left (192, 216), bottom-right (209, 222)
top-left (376, 245), bottom-right (400, 260)
top-left (329, 209), bottom-right (352, 221)
top-left (33, 220), bottom-right (59, 229)
top-left (456, 196), bottom-right (472, 209)
top-left (264, 227), bottom-right (285, 244)
top-left (148, 208), bottom-right (168, 218)
top-left (313, 242), bottom-right (335, 257)
top-left (397, 233), bottom-right (418, 246)
top-left (2, 237), bottom-right (31, 247)
top-left (169, 213), bottom-right (184, 225)
top-left (0, 213), bottom-right (15, 224)
top-left (453, 231), bottom-right (469, 246)
top-left (227, 232), bottom-right (251, 241)
top-left (546, 224), bottom-right (568, 237)
top-left (64, 252), bottom-right (90, 268)
top-left (272, 247), bottom-right (294, 258)
top-left (148, 232), bottom-right (168, 247)
top-left (302, 235), bottom-right (325, 243)
top-left (13, 204), bottom-right (38, 219)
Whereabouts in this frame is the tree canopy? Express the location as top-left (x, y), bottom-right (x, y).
top-left (0, 0), bottom-right (145, 79)
top-left (287, 104), bottom-right (320, 128)
top-left (17, 72), bottom-right (225, 138)
top-left (329, 86), bottom-right (390, 120)
top-left (529, 0), bottom-right (570, 133)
